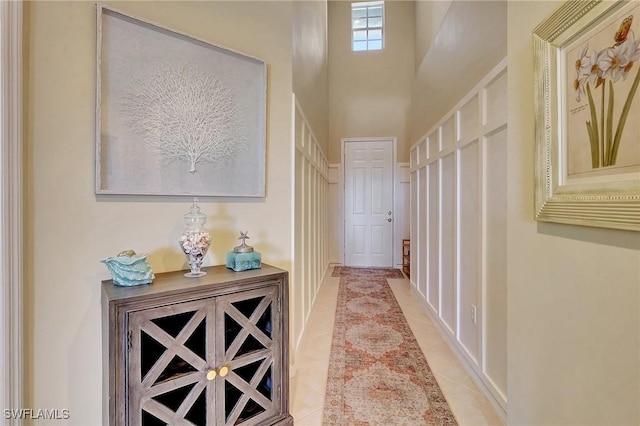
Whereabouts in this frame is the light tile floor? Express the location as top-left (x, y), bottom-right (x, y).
top-left (290, 268), bottom-right (505, 426)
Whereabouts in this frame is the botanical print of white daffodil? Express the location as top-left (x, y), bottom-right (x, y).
top-left (572, 14), bottom-right (640, 169)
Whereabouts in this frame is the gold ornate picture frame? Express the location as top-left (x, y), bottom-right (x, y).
top-left (534, 0), bottom-right (640, 231)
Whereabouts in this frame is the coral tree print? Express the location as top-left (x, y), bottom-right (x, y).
top-left (122, 63), bottom-right (247, 174)
top-left (567, 5), bottom-right (640, 176)
top-left (97, 7), bottom-right (266, 196)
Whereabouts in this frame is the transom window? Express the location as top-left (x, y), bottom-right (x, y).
top-left (351, 1), bottom-right (384, 52)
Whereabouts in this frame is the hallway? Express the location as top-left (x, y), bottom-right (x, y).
top-left (290, 267), bottom-right (503, 425)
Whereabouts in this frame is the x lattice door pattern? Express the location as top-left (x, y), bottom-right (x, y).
top-left (127, 286), bottom-right (281, 425)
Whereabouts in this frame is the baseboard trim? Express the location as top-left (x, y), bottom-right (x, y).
top-left (410, 285), bottom-right (507, 423)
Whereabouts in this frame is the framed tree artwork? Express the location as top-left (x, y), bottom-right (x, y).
top-left (534, 0), bottom-right (640, 231)
top-left (95, 4), bottom-right (267, 197)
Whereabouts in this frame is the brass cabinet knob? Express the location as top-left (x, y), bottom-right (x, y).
top-left (206, 369), bottom-right (217, 381)
top-left (218, 365), bottom-right (230, 377)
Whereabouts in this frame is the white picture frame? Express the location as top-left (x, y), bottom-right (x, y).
top-left (533, 0), bottom-right (640, 231)
top-left (96, 4), bottom-right (267, 197)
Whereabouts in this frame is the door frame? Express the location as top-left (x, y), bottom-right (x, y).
top-left (1, 0), bottom-right (24, 420)
top-left (340, 137), bottom-right (397, 267)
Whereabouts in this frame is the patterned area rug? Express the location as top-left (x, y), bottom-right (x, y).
top-left (323, 267), bottom-right (457, 425)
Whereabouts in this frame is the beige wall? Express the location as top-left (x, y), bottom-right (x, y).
top-left (408, 1), bottom-right (506, 144)
top-left (25, 2), bottom-right (292, 424)
top-left (414, 0), bottom-right (451, 72)
top-left (328, 0), bottom-right (415, 163)
top-left (293, 0), bottom-right (329, 155)
top-left (507, 1), bottom-right (640, 424)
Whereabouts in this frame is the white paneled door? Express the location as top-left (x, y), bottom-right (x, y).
top-left (344, 139), bottom-right (394, 267)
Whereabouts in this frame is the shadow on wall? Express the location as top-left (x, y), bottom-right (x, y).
top-left (537, 222), bottom-right (640, 250)
top-left (408, 0), bottom-right (507, 142)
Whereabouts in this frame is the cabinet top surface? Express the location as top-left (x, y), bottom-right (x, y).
top-left (102, 264), bottom-right (287, 303)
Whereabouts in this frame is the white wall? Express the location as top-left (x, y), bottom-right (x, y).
top-left (291, 0), bottom-right (330, 374)
top-left (328, 0), bottom-right (415, 163)
top-left (507, 1), bottom-right (640, 424)
top-left (395, 163), bottom-right (410, 268)
top-left (292, 96), bottom-right (330, 369)
top-left (327, 164), bottom-right (342, 265)
top-left (292, 0), bottom-right (328, 155)
top-left (414, 0), bottom-right (451, 72)
top-left (410, 61), bottom-right (508, 417)
top-left (408, 1), bottom-right (507, 143)
top-left (25, 2), bottom-right (293, 424)
top-left (408, 1), bottom-right (508, 418)
top-left (325, 0), bottom-right (413, 267)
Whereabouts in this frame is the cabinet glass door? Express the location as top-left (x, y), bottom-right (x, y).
top-left (126, 284), bottom-right (282, 426)
top-left (128, 298), bottom-right (216, 425)
top-left (216, 285), bottom-right (281, 426)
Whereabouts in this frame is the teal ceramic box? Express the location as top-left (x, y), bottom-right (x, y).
top-left (226, 251), bottom-right (262, 272)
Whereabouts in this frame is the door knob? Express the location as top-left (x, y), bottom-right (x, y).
top-left (386, 218), bottom-right (392, 222)
top-left (206, 369), bottom-right (217, 381)
top-left (218, 365), bottom-right (230, 377)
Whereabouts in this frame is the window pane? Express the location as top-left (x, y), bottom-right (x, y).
top-left (353, 41), bottom-right (368, 51)
top-left (353, 30), bottom-right (367, 41)
top-left (368, 29), bottom-right (382, 40)
top-left (368, 6), bottom-right (383, 17)
top-left (368, 40), bottom-right (382, 50)
top-left (368, 16), bottom-right (382, 28)
top-left (353, 18), bottom-right (366, 29)
top-left (352, 7), bottom-right (367, 19)
top-left (351, 1), bottom-right (384, 52)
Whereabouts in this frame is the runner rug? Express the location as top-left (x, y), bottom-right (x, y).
top-left (322, 267), bottom-right (457, 426)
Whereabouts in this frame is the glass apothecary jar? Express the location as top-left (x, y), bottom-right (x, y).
top-left (179, 199), bottom-right (211, 277)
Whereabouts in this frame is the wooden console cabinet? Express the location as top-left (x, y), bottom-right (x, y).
top-left (102, 264), bottom-right (293, 426)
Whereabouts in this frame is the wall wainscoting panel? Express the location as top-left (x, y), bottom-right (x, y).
top-left (395, 163), bottom-right (410, 268)
top-left (409, 165), bottom-right (418, 287)
top-left (409, 59), bottom-right (508, 419)
top-left (458, 139), bottom-right (481, 364)
top-left (417, 166), bottom-right (427, 295)
top-left (292, 94), bottom-right (330, 370)
top-left (327, 164), bottom-right (341, 265)
top-left (427, 162), bottom-right (439, 312)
